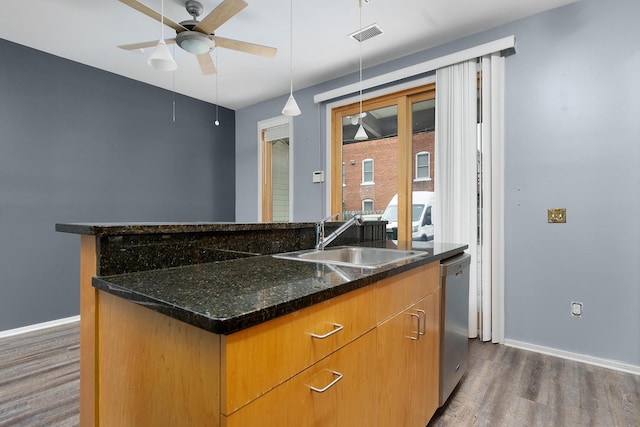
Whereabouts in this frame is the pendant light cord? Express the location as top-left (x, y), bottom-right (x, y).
top-left (289, 0), bottom-right (294, 95)
top-left (358, 0), bottom-right (363, 125)
top-left (172, 50), bottom-right (176, 122)
top-left (215, 49), bottom-right (220, 125)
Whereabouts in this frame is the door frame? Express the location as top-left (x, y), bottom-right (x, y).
top-left (257, 115), bottom-right (294, 222)
top-left (326, 81), bottom-right (435, 241)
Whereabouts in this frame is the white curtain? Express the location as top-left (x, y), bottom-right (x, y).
top-left (434, 60), bottom-right (478, 338)
top-left (435, 55), bottom-right (505, 343)
top-left (479, 53), bottom-right (505, 343)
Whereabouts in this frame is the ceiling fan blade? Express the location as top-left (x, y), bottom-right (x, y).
top-left (118, 38), bottom-right (177, 51)
top-left (213, 36), bottom-right (277, 58)
top-left (193, 0), bottom-right (248, 35)
top-left (197, 53), bottom-right (217, 75)
top-left (118, 0), bottom-right (187, 33)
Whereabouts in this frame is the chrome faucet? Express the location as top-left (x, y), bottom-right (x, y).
top-left (315, 213), bottom-right (363, 250)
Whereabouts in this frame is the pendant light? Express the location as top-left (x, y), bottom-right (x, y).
top-left (148, 0), bottom-right (177, 71)
top-left (354, 0), bottom-right (368, 141)
top-left (282, 0), bottom-right (301, 116)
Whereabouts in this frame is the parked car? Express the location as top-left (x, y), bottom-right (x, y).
top-left (381, 191), bottom-right (434, 241)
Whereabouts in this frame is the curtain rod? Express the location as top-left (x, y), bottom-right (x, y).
top-left (314, 35), bottom-right (516, 104)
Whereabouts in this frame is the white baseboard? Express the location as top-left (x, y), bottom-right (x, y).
top-left (504, 339), bottom-right (640, 376)
top-left (0, 315), bottom-right (80, 339)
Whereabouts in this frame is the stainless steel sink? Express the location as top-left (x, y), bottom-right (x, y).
top-left (273, 246), bottom-right (425, 269)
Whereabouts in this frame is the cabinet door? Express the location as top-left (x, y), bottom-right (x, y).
top-left (223, 330), bottom-right (376, 427)
top-left (98, 292), bottom-right (221, 427)
top-left (413, 291), bottom-right (440, 425)
top-left (376, 291), bottom-right (439, 427)
top-left (376, 301), bottom-right (420, 426)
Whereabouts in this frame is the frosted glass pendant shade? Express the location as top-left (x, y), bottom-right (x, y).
top-left (148, 40), bottom-right (177, 71)
top-left (354, 123), bottom-right (368, 140)
top-left (282, 93), bottom-right (301, 116)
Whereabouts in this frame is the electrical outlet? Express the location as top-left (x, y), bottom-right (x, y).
top-left (571, 301), bottom-right (583, 317)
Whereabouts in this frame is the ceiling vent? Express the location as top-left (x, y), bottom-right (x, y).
top-left (349, 23), bottom-right (384, 43)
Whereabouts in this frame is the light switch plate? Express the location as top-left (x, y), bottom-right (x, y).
top-left (548, 208), bottom-right (566, 223)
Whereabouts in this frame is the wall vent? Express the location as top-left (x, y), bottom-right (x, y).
top-left (349, 23), bottom-right (384, 42)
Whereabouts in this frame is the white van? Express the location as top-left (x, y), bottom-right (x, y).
top-left (381, 191), bottom-right (434, 241)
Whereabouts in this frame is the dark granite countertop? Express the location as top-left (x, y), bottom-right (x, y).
top-left (92, 242), bottom-right (467, 335)
top-left (56, 222), bottom-right (317, 236)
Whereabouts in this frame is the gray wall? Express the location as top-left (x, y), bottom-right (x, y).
top-left (236, 0), bottom-right (640, 366)
top-left (0, 39), bottom-right (235, 331)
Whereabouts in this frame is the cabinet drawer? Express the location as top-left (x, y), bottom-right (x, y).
top-left (375, 262), bottom-right (439, 323)
top-left (221, 285), bottom-right (375, 414)
top-left (222, 330), bottom-right (377, 427)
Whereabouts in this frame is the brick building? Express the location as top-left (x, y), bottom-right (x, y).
top-left (342, 131), bottom-right (435, 214)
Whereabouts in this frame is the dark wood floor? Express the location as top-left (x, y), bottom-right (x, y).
top-left (0, 322), bottom-right (79, 427)
top-left (1, 321), bottom-right (638, 426)
top-left (429, 339), bottom-right (640, 427)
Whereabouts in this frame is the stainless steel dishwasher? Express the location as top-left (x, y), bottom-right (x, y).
top-left (439, 252), bottom-right (471, 407)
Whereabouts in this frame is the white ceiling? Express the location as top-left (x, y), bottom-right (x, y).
top-left (0, 0), bottom-right (574, 110)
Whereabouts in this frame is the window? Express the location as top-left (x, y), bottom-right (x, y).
top-left (415, 151), bottom-right (431, 181)
top-left (362, 159), bottom-right (374, 184)
top-left (331, 83), bottom-right (435, 241)
top-left (362, 199), bottom-right (374, 212)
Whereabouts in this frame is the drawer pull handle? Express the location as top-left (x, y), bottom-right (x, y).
top-left (308, 370), bottom-right (343, 393)
top-left (310, 323), bottom-right (344, 339)
top-left (415, 309), bottom-right (426, 336)
top-left (407, 313), bottom-right (420, 340)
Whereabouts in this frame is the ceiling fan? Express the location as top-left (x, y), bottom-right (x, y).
top-left (117, 0), bottom-right (277, 75)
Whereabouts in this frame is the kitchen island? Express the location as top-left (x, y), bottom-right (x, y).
top-left (57, 222), bottom-right (465, 427)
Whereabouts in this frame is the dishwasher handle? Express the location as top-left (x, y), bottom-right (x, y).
top-left (440, 252), bottom-right (471, 278)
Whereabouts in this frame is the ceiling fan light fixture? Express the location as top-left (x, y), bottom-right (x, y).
top-left (176, 31), bottom-right (214, 55)
top-left (148, 39), bottom-right (178, 71)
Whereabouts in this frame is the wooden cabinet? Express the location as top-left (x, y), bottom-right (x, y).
top-left (375, 262), bottom-right (440, 427)
top-left (223, 330), bottom-right (377, 427)
top-left (98, 291), bottom-right (221, 427)
top-left (95, 261), bottom-right (441, 427)
top-left (415, 292), bottom-right (440, 423)
top-left (96, 283), bottom-right (377, 427)
top-left (221, 285), bottom-right (375, 414)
